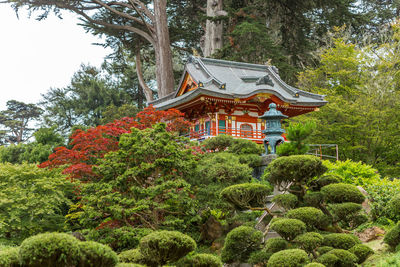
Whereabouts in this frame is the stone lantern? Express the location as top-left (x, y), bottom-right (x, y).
top-left (259, 103), bottom-right (288, 155)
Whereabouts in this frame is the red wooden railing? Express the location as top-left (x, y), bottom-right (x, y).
top-left (186, 127), bottom-right (264, 141)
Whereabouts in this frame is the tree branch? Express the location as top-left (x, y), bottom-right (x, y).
top-left (92, 0), bottom-right (148, 26)
top-left (135, 46), bottom-right (154, 102)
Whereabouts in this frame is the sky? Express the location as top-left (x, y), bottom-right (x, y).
top-left (0, 5), bottom-right (112, 110)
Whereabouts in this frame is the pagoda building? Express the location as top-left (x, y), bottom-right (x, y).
top-left (150, 57), bottom-right (327, 143)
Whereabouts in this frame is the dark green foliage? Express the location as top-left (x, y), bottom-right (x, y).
top-left (276, 122), bottom-right (316, 156)
top-left (221, 226), bottom-right (263, 263)
top-left (323, 233), bottom-right (361, 250)
top-left (317, 253), bottom-right (339, 267)
top-left (388, 194), bottom-right (400, 220)
top-left (238, 154), bottom-right (263, 168)
top-left (220, 183), bottom-right (272, 210)
top-left (317, 246), bottom-right (334, 255)
top-left (321, 183), bottom-right (365, 204)
top-left (267, 249), bottom-right (310, 267)
top-left (202, 135), bottom-right (234, 152)
top-left (78, 241), bottom-right (118, 267)
top-left (228, 138), bottom-right (263, 155)
top-left (139, 231), bottom-right (196, 266)
top-left (266, 155), bottom-right (327, 194)
top-left (329, 203), bottom-right (363, 226)
top-left (272, 194), bottom-right (298, 210)
top-left (264, 238), bottom-right (289, 253)
top-left (312, 175), bottom-right (341, 190)
top-left (0, 247), bottom-right (20, 267)
top-left (286, 207), bottom-right (328, 230)
top-left (270, 218), bottom-right (306, 241)
top-left (116, 264), bottom-right (144, 267)
top-left (304, 263), bottom-right (326, 267)
top-left (181, 253), bottom-right (222, 267)
top-left (348, 244), bottom-right (373, 263)
top-left (384, 221), bottom-right (400, 248)
top-left (294, 232), bottom-right (324, 253)
top-left (303, 192), bottom-right (324, 207)
top-left (19, 233), bottom-right (80, 267)
top-left (248, 250), bottom-right (272, 266)
top-left (325, 249), bottom-right (358, 267)
top-left (118, 249), bottom-right (157, 267)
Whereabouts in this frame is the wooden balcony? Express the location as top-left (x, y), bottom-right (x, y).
top-left (186, 127), bottom-right (264, 143)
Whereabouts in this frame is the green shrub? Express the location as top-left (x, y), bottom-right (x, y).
top-left (220, 183), bottom-right (272, 210)
top-left (270, 218), bottom-right (306, 241)
top-left (303, 192), bottom-right (324, 207)
top-left (181, 253), bottom-right (222, 267)
top-left (248, 251), bottom-right (272, 266)
top-left (238, 154), bottom-right (263, 168)
top-left (325, 249), bottom-right (358, 267)
top-left (321, 183), bottom-right (365, 204)
top-left (317, 246), bottom-right (333, 255)
top-left (304, 263), bottom-right (326, 267)
top-left (329, 203), bottom-right (362, 220)
top-left (323, 233), bottom-right (361, 250)
top-left (294, 232), bottom-right (323, 253)
top-left (116, 264), bottom-right (145, 267)
top-left (19, 233), bottom-right (80, 267)
top-left (266, 155), bottom-right (327, 186)
top-left (202, 135), bottom-right (234, 152)
top-left (348, 244), bottom-right (373, 263)
top-left (388, 194), bottom-right (400, 220)
top-left (267, 249), bottom-right (310, 267)
top-left (264, 237), bottom-right (289, 253)
top-left (0, 247), bottom-right (19, 267)
top-left (77, 241), bottom-right (118, 267)
top-left (228, 138), bottom-right (264, 155)
top-left (317, 253), bottom-right (339, 267)
top-left (286, 207), bottom-right (328, 230)
top-left (119, 249), bottom-right (142, 263)
top-left (384, 221), bottom-right (400, 248)
top-left (313, 175), bottom-right (341, 190)
top-left (272, 194), bottom-right (298, 210)
top-left (139, 231), bottom-right (196, 266)
top-left (221, 226), bottom-right (263, 263)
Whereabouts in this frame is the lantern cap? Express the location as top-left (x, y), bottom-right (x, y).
top-left (259, 103), bottom-right (288, 120)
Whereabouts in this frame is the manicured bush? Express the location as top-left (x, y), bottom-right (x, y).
top-left (304, 263), bottom-right (326, 267)
top-left (220, 183), bottom-right (272, 210)
top-left (325, 249), bottom-right (358, 267)
top-left (270, 218), bottom-right (306, 241)
top-left (248, 251), bottom-right (272, 267)
top-left (303, 192), bottom-right (324, 207)
top-left (78, 241), bottom-right (118, 267)
top-left (317, 246), bottom-right (333, 255)
top-left (119, 249), bottom-right (142, 263)
top-left (329, 203), bottom-right (362, 221)
top-left (0, 247), bottom-right (19, 267)
top-left (321, 183), bottom-right (365, 204)
top-left (348, 244), bottom-right (373, 263)
top-left (286, 207), bottom-right (328, 230)
top-left (228, 138), bottom-right (264, 155)
top-left (116, 264), bottom-right (145, 267)
top-left (272, 194), bottom-right (298, 210)
top-left (221, 226), bottom-right (263, 263)
top-left (294, 232), bottom-right (324, 254)
top-left (139, 230), bottom-right (196, 266)
top-left (313, 175), bottom-right (341, 190)
top-left (323, 233), bottom-right (361, 250)
top-left (264, 237), bottom-right (289, 253)
top-left (317, 253), bottom-right (339, 267)
top-left (384, 221), bottom-right (400, 248)
top-left (202, 135), bottom-right (234, 152)
top-left (19, 233), bottom-right (80, 267)
top-left (267, 249), bottom-right (310, 267)
top-left (182, 253), bottom-right (222, 267)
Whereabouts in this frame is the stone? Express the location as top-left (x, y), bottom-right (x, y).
top-left (357, 186), bottom-right (371, 214)
top-left (356, 226), bottom-right (385, 242)
top-left (200, 215), bottom-right (223, 242)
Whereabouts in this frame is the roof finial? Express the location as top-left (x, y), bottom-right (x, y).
top-left (192, 48), bottom-right (200, 57)
top-left (265, 59), bottom-right (272, 66)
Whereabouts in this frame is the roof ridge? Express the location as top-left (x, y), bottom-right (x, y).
top-left (199, 57), bottom-right (269, 71)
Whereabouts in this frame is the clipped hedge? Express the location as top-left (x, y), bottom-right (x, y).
top-left (349, 244), bottom-right (373, 263)
top-left (267, 249), bottom-right (310, 267)
top-left (313, 175), bottom-right (341, 190)
top-left (118, 249), bottom-right (143, 264)
top-left (221, 226), bottom-right (263, 263)
top-left (304, 263), bottom-right (326, 267)
top-left (286, 207), bottom-right (328, 230)
top-left (182, 253), bottom-right (222, 267)
top-left (271, 218), bottom-right (306, 241)
top-left (220, 183), bottom-right (272, 210)
top-left (248, 251), bottom-right (272, 267)
top-left (19, 232), bottom-right (81, 267)
top-left (78, 241), bottom-right (118, 267)
top-left (202, 134), bottom-right (234, 152)
top-left (384, 221), bottom-right (400, 248)
top-left (116, 264), bottom-right (145, 267)
top-left (325, 249), bottom-right (358, 267)
top-left (317, 246), bottom-right (333, 255)
top-left (321, 183), bottom-right (365, 204)
top-left (317, 253), bottom-right (339, 267)
top-left (0, 247), bottom-right (20, 267)
top-left (323, 233), bottom-right (361, 250)
top-left (303, 192), bottom-right (323, 207)
top-left (264, 237), bottom-right (289, 253)
top-left (294, 232), bottom-right (323, 253)
top-left (139, 230), bottom-right (196, 266)
top-left (272, 194), bottom-right (298, 210)
top-left (329, 203), bottom-right (362, 221)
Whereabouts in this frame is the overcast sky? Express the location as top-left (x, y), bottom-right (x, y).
top-left (0, 5), bottom-right (112, 110)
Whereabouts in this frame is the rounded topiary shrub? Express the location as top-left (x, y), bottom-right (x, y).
top-left (313, 175), bottom-right (341, 190)
top-left (323, 233), bottom-right (361, 250)
top-left (78, 241), bottom-right (118, 267)
top-left (19, 232), bottom-right (80, 267)
top-left (321, 183), bottom-right (365, 204)
top-left (294, 232), bottom-right (323, 254)
top-left (248, 251), bottom-right (272, 267)
top-left (264, 237), bottom-right (289, 253)
top-left (267, 249), bottom-right (310, 267)
top-left (119, 249), bottom-right (143, 263)
top-left (317, 246), bottom-right (333, 255)
top-left (286, 207), bottom-right (328, 230)
top-left (303, 192), bottom-right (323, 207)
top-left (139, 230), bottom-right (196, 266)
top-left (182, 253), bottom-right (222, 267)
top-left (348, 244), bottom-right (373, 263)
top-left (0, 247), bottom-right (20, 267)
top-left (329, 203), bottom-right (362, 222)
top-left (271, 218), bottom-right (306, 241)
top-left (116, 263), bottom-right (145, 267)
top-left (220, 183), bottom-right (272, 210)
top-left (317, 253), bottom-right (339, 267)
top-left (304, 263), bottom-right (326, 267)
top-left (202, 134), bottom-right (234, 152)
top-left (325, 249), bottom-right (358, 267)
top-left (221, 226), bottom-right (263, 263)
top-left (384, 221), bottom-right (400, 248)
top-left (266, 155), bottom-right (327, 186)
top-left (272, 194), bottom-right (298, 210)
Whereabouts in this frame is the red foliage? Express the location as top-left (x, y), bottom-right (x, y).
top-left (39, 105), bottom-right (192, 180)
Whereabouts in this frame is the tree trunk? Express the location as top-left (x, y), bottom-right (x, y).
top-left (203, 0), bottom-right (224, 57)
top-left (153, 0), bottom-right (175, 98)
top-left (135, 46), bottom-right (154, 102)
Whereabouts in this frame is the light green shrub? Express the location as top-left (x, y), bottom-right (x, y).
top-left (220, 183), bottom-right (272, 210)
top-left (294, 232), bottom-right (324, 254)
top-left (323, 233), bottom-right (361, 250)
top-left (267, 249), bottom-right (310, 267)
top-left (181, 253), bottom-right (222, 267)
top-left (317, 253), bottom-right (339, 267)
top-left (115, 263), bottom-right (145, 267)
top-left (321, 183), bottom-right (365, 204)
top-left (248, 251), bottom-right (272, 267)
top-left (270, 218), bottom-right (306, 241)
top-left (228, 138), bottom-right (264, 155)
top-left (384, 221), bottom-right (400, 248)
top-left (317, 246), bottom-right (333, 255)
top-left (388, 194), bottom-right (400, 221)
top-left (272, 194), bottom-right (298, 210)
top-left (78, 241), bottom-right (118, 267)
top-left (0, 247), bottom-right (19, 267)
top-left (286, 207), bottom-right (328, 230)
top-left (264, 237), bottom-right (289, 253)
top-left (325, 249), bottom-right (358, 267)
top-left (304, 263), bottom-right (326, 267)
top-left (202, 135), bottom-right (234, 152)
top-left (313, 175), bottom-right (341, 190)
top-left (348, 244), bottom-right (373, 263)
top-left (119, 249), bottom-right (142, 263)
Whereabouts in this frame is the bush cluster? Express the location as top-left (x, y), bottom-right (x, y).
top-left (324, 249), bottom-right (358, 267)
top-left (270, 218), bottom-right (306, 241)
top-left (293, 232), bottom-right (323, 253)
top-left (349, 244), bottom-right (373, 263)
top-left (323, 233), bottom-right (361, 250)
top-left (0, 247), bottom-right (19, 267)
top-left (181, 253), bottom-right (222, 267)
top-left (384, 221), bottom-right (400, 248)
top-left (264, 237), bottom-right (289, 253)
top-left (220, 183), bottom-right (272, 210)
top-left (267, 249), bottom-right (310, 267)
top-left (321, 183), bottom-right (365, 204)
top-left (272, 193), bottom-right (298, 210)
top-left (286, 207), bottom-right (327, 230)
